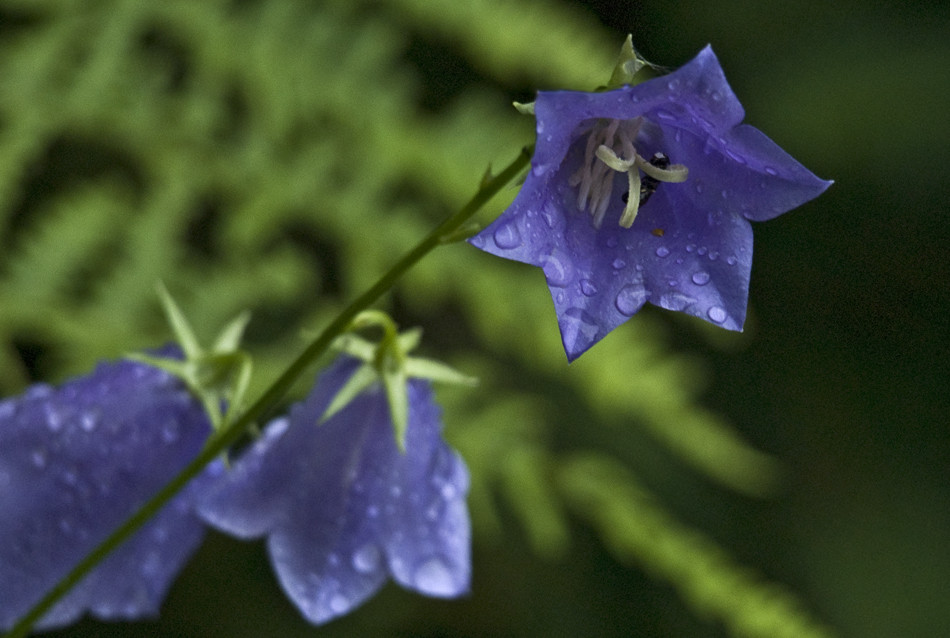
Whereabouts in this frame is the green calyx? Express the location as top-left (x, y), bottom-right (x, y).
top-left (129, 283), bottom-right (253, 436)
top-left (606, 35), bottom-right (647, 89)
top-left (326, 310), bottom-right (476, 450)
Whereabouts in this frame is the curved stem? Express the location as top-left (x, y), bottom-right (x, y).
top-left (8, 145), bottom-right (533, 637)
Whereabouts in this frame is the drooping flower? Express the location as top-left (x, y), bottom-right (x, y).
top-left (470, 45), bottom-right (832, 361)
top-left (197, 354), bottom-right (471, 625)
top-left (0, 351), bottom-right (216, 630)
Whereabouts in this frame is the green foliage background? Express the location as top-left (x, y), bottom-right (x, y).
top-left (0, 0), bottom-right (946, 636)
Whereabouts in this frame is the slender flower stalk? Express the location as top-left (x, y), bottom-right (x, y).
top-left (6, 145), bottom-right (531, 638)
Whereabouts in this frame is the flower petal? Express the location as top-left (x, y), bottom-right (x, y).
top-left (0, 354), bottom-right (213, 630)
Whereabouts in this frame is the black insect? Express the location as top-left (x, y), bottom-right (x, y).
top-left (622, 152), bottom-right (671, 206)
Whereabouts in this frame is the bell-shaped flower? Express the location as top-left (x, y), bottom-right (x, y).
top-left (0, 353), bottom-right (216, 630)
top-left (197, 350), bottom-right (471, 625)
top-left (470, 45), bottom-right (832, 361)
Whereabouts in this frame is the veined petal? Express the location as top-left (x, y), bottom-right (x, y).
top-left (0, 350), bottom-right (215, 630)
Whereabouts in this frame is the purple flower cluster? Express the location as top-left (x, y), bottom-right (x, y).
top-left (470, 46), bottom-right (832, 361)
top-left (1, 352), bottom-right (470, 630)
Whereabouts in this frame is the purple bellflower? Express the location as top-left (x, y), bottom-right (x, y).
top-left (197, 354), bottom-right (471, 625)
top-left (0, 352), bottom-right (216, 630)
top-left (470, 45), bottom-right (832, 361)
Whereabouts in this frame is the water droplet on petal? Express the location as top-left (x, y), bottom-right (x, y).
top-left (691, 271), bottom-right (710, 286)
top-left (707, 306), bottom-right (728, 323)
top-left (697, 246), bottom-right (708, 256)
top-left (655, 109), bottom-right (675, 121)
top-left (579, 279), bottom-right (598, 297)
top-left (440, 483), bottom-right (458, 500)
top-left (725, 149), bottom-right (746, 164)
top-left (531, 165), bottom-right (545, 177)
top-left (492, 223), bottom-right (521, 250)
top-left (708, 250), bottom-right (719, 261)
top-left (80, 411), bottom-right (97, 432)
top-left (764, 166), bottom-right (778, 176)
top-left (611, 258), bottom-right (626, 270)
top-left (655, 246), bottom-right (670, 258)
top-left (726, 256), bottom-right (737, 266)
top-left (413, 557), bottom-right (457, 596)
top-left (31, 449), bottom-right (47, 468)
top-left (542, 254), bottom-right (572, 287)
top-left (561, 308), bottom-right (599, 346)
top-left (660, 292), bottom-right (696, 311)
top-left (353, 544), bottom-right (381, 574)
top-left (329, 593), bottom-right (350, 614)
top-left (162, 423), bottom-right (180, 443)
top-left (694, 183), bottom-right (704, 194)
top-left (685, 244), bottom-right (696, 253)
top-left (615, 285), bottom-right (648, 316)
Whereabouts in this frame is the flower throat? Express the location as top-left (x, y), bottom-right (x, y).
top-left (568, 117), bottom-right (688, 229)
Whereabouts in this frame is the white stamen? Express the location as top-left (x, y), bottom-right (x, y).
top-left (568, 117), bottom-right (689, 229)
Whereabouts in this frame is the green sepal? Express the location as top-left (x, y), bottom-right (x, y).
top-left (513, 101), bottom-right (535, 116)
top-left (325, 310), bottom-right (477, 451)
top-left (129, 283), bottom-right (254, 436)
top-left (321, 362), bottom-right (378, 424)
top-left (404, 357), bottom-right (478, 387)
top-left (606, 35), bottom-right (647, 89)
top-left (381, 360), bottom-right (409, 452)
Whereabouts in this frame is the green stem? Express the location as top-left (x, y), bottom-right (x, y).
top-left (8, 145), bottom-right (532, 637)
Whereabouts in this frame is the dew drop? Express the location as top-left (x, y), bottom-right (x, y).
top-left (161, 423), bottom-right (180, 443)
top-left (726, 256), bottom-right (737, 266)
top-left (707, 250), bottom-right (719, 261)
top-left (80, 411), bottom-right (97, 432)
top-left (542, 254), bottom-right (571, 287)
top-left (611, 258), bottom-right (626, 270)
top-left (556, 292), bottom-right (564, 304)
top-left (685, 243), bottom-right (696, 253)
top-left (725, 149), bottom-right (747, 164)
top-left (492, 223), bottom-right (521, 250)
top-left (579, 279), bottom-right (598, 297)
top-left (655, 109), bottom-right (675, 121)
top-left (44, 405), bottom-right (63, 432)
top-left (561, 307), bottom-right (599, 346)
top-left (413, 557), bottom-right (457, 596)
top-left (660, 292), bottom-right (696, 311)
top-left (691, 271), bottom-right (711, 286)
top-left (697, 246), bottom-right (708, 256)
top-left (615, 285), bottom-right (648, 316)
top-left (764, 166), bottom-right (778, 176)
top-left (707, 306), bottom-right (728, 323)
top-left (440, 483), bottom-right (458, 500)
top-left (531, 164), bottom-right (545, 177)
top-left (694, 182), bottom-right (704, 194)
top-left (31, 449), bottom-right (47, 469)
top-left (655, 246), bottom-right (670, 258)
top-left (329, 593), bottom-right (350, 614)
